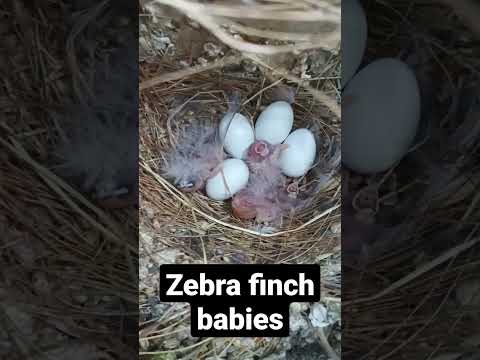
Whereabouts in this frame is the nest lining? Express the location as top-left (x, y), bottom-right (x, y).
top-left (140, 67), bottom-right (341, 263)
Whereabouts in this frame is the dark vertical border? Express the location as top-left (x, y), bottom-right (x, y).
top-left (0, 0), bottom-right (139, 358)
top-left (342, 0), bottom-right (480, 359)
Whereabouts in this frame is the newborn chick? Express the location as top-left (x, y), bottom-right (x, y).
top-left (244, 139), bottom-right (287, 174)
top-left (232, 140), bottom-right (305, 223)
top-left (162, 124), bottom-right (225, 192)
top-left (232, 176), bottom-right (304, 223)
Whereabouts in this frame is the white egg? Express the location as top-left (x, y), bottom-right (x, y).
top-left (342, 58), bottom-right (421, 174)
top-left (279, 128), bottom-right (317, 177)
top-left (219, 112), bottom-right (254, 159)
top-left (255, 101), bottom-right (293, 145)
top-left (206, 158), bottom-right (249, 200)
top-left (342, 0), bottom-right (367, 87)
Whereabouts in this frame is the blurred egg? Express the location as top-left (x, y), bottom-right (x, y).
top-left (255, 101), bottom-right (293, 144)
top-left (279, 128), bottom-right (316, 177)
top-left (342, 0), bottom-right (367, 87)
top-left (219, 112), bottom-right (254, 159)
top-left (342, 58), bottom-right (421, 174)
top-left (206, 158), bottom-right (249, 200)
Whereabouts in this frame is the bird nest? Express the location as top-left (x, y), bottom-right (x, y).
top-left (342, 1), bottom-right (480, 358)
top-left (139, 62), bottom-right (341, 264)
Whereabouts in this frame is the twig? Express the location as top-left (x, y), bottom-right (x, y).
top-left (152, 0), bottom-right (339, 55)
top-left (140, 55), bottom-right (239, 91)
top-left (0, 136), bottom-right (136, 254)
top-left (227, 21), bottom-right (339, 47)
top-left (315, 327), bottom-right (340, 360)
top-left (439, 0), bottom-right (480, 39)
top-left (139, 337), bottom-right (214, 355)
top-left (245, 53), bottom-right (341, 118)
top-left (345, 233), bottom-right (480, 305)
top-left (153, 0), bottom-right (340, 22)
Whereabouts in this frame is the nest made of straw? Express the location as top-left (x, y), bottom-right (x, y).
top-left (140, 38), bottom-right (340, 262)
top-left (140, 63), bottom-right (341, 264)
top-left (343, 1), bottom-right (480, 358)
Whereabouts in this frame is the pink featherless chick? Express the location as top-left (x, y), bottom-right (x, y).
top-left (244, 140), bottom-right (286, 173)
top-left (232, 139), bottom-right (307, 223)
top-left (162, 123), bottom-right (225, 192)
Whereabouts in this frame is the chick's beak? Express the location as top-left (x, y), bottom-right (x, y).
top-left (254, 141), bottom-right (270, 157)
